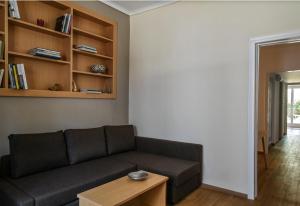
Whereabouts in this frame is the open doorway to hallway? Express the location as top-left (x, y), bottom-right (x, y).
top-left (257, 41), bottom-right (300, 203)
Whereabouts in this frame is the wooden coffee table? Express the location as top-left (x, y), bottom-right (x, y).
top-left (77, 172), bottom-right (168, 206)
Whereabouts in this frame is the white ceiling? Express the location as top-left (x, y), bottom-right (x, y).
top-left (280, 71), bottom-right (300, 83)
top-left (101, 0), bottom-right (176, 15)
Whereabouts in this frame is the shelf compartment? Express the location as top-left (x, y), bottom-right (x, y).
top-left (8, 51), bottom-right (70, 64)
top-left (8, 18), bottom-right (70, 38)
top-left (73, 70), bottom-right (112, 78)
top-left (7, 57), bottom-right (70, 91)
top-left (73, 73), bottom-right (111, 93)
top-left (73, 49), bottom-right (112, 60)
top-left (73, 27), bottom-right (112, 42)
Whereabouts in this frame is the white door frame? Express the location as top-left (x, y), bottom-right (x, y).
top-left (248, 31), bottom-right (300, 199)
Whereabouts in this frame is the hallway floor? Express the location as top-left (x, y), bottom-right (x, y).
top-left (176, 129), bottom-right (300, 206)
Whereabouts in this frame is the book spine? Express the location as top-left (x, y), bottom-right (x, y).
top-left (0, 69), bottom-right (4, 87)
top-left (8, 64), bottom-right (16, 89)
top-left (62, 14), bottom-right (67, 32)
top-left (17, 64), bottom-right (24, 89)
top-left (20, 64), bottom-right (28, 90)
top-left (14, 0), bottom-right (21, 19)
top-left (12, 64), bottom-right (19, 89)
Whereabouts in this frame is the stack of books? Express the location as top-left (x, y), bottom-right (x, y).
top-left (29, 48), bottom-right (61, 60)
top-left (0, 40), bottom-right (4, 60)
top-left (55, 14), bottom-right (72, 34)
top-left (8, 0), bottom-right (20, 19)
top-left (0, 69), bottom-right (4, 87)
top-left (80, 88), bottom-right (103, 94)
top-left (75, 45), bottom-right (97, 53)
top-left (8, 64), bottom-right (28, 90)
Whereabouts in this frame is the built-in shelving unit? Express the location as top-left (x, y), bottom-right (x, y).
top-left (0, 0), bottom-right (117, 99)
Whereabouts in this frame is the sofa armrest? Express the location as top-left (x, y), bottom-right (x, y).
top-left (0, 178), bottom-right (34, 206)
top-left (136, 136), bottom-right (203, 162)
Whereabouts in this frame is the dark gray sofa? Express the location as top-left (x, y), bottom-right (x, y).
top-left (0, 125), bottom-right (202, 206)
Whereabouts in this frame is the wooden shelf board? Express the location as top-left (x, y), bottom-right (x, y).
top-left (0, 3), bottom-right (4, 7)
top-left (73, 27), bottom-right (113, 42)
top-left (8, 51), bottom-right (70, 64)
top-left (73, 70), bottom-right (112, 78)
top-left (0, 31), bottom-right (4, 35)
top-left (73, 49), bottom-right (113, 60)
top-left (8, 18), bottom-right (71, 38)
top-left (0, 59), bottom-right (5, 63)
top-left (0, 88), bottom-right (115, 99)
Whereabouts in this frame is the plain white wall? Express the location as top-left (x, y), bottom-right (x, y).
top-left (129, 1), bottom-right (300, 194)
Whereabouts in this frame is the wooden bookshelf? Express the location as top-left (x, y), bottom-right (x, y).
top-left (0, 0), bottom-right (117, 99)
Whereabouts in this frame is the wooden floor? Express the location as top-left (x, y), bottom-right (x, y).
top-left (176, 128), bottom-right (300, 206)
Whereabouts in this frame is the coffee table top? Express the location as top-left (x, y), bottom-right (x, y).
top-left (77, 172), bottom-right (168, 206)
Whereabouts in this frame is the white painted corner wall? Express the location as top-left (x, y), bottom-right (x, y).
top-left (129, 1), bottom-right (300, 195)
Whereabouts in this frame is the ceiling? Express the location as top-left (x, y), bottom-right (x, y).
top-left (101, 0), bottom-right (176, 15)
top-left (280, 71), bottom-right (300, 83)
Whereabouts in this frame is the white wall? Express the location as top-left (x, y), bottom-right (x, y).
top-left (129, 1), bottom-right (300, 194)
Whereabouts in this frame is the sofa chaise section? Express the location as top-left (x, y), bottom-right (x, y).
top-left (111, 136), bottom-right (203, 203)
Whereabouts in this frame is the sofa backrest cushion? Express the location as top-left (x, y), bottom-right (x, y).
top-left (9, 131), bottom-right (68, 178)
top-left (64, 127), bottom-right (107, 164)
top-left (105, 125), bottom-right (135, 155)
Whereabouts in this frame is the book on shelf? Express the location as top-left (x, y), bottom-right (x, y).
top-left (8, 0), bottom-right (20, 19)
top-left (74, 44), bottom-right (98, 54)
top-left (0, 69), bottom-right (4, 87)
top-left (8, 64), bottom-right (28, 90)
top-left (80, 88), bottom-right (103, 94)
top-left (29, 48), bottom-right (62, 60)
top-left (55, 13), bottom-right (72, 34)
top-left (0, 40), bottom-right (4, 60)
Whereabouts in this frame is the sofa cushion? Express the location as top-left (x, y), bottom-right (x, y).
top-left (9, 131), bottom-right (68, 178)
top-left (7, 157), bottom-right (136, 206)
top-left (104, 125), bottom-right (135, 155)
top-left (64, 127), bottom-right (107, 164)
top-left (111, 151), bottom-right (201, 186)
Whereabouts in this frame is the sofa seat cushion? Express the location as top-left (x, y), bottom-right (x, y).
top-left (111, 151), bottom-right (200, 186)
top-left (7, 157), bottom-right (136, 206)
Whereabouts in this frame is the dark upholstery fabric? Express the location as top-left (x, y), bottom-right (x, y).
top-left (64, 127), bottom-right (107, 164)
top-left (7, 157), bottom-right (136, 206)
top-left (105, 125), bottom-right (135, 155)
top-left (64, 200), bottom-right (78, 206)
top-left (169, 174), bottom-right (201, 204)
top-left (136, 136), bottom-right (203, 162)
top-left (0, 155), bottom-right (10, 177)
top-left (0, 179), bottom-right (34, 206)
top-left (9, 131), bottom-right (68, 178)
top-left (111, 151), bottom-right (201, 187)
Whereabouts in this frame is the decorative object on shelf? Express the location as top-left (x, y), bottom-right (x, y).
top-left (90, 64), bottom-right (106, 74)
top-left (48, 83), bottom-right (62, 91)
top-left (29, 48), bottom-right (62, 60)
top-left (74, 44), bottom-right (97, 53)
top-left (72, 80), bottom-right (78, 92)
top-left (36, 19), bottom-right (45, 27)
top-left (128, 171), bottom-right (149, 181)
top-left (8, 0), bottom-right (20, 19)
top-left (55, 13), bottom-right (72, 34)
top-left (8, 64), bottom-right (28, 90)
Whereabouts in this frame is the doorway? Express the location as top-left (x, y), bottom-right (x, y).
top-left (249, 32), bottom-right (300, 200)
